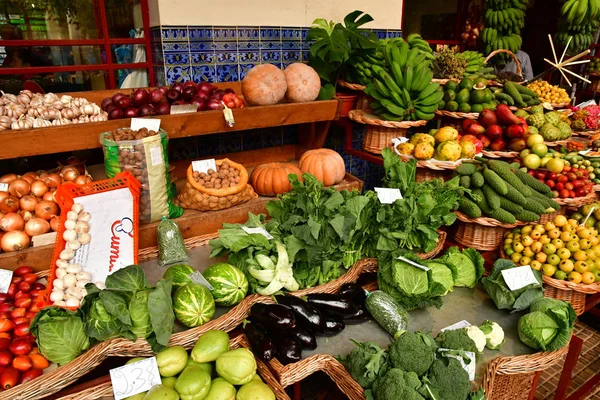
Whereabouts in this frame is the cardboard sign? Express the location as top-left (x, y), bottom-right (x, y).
top-left (0, 270), bottom-right (13, 294)
top-left (130, 118), bottom-right (161, 132)
top-left (242, 226), bottom-right (274, 240)
top-left (0, 183), bottom-right (8, 192)
top-left (170, 104), bottom-right (198, 115)
top-left (189, 271), bottom-right (214, 290)
top-left (374, 187), bottom-right (403, 204)
top-left (110, 357), bottom-right (161, 400)
top-left (441, 320), bottom-right (472, 332)
top-left (501, 266), bottom-right (539, 291)
top-left (192, 159), bottom-right (217, 174)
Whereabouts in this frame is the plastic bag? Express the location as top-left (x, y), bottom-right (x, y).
top-left (157, 217), bottom-right (188, 267)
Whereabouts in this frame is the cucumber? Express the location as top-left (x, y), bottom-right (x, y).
top-left (365, 290), bottom-right (409, 339)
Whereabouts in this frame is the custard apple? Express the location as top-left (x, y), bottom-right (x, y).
top-left (572, 119), bottom-right (586, 131)
top-left (540, 123), bottom-right (561, 141)
top-left (527, 113), bottom-right (545, 129)
top-left (528, 126), bottom-right (539, 135)
top-left (515, 109), bottom-right (530, 118)
top-left (530, 105), bottom-right (544, 114)
top-left (556, 121), bottom-right (572, 139)
top-left (545, 111), bottom-right (561, 126)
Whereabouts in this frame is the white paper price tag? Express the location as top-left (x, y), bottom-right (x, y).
top-left (110, 357), bottom-right (161, 400)
top-left (576, 99), bottom-right (596, 108)
top-left (501, 266), bottom-right (539, 291)
top-left (130, 118), bottom-right (161, 132)
top-left (374, 187), bottom-right (402, 204)
top-left (189, 270), bottom-right (214, 290)
top-left (222, 103), bottom-right (235, 128)
top-left (437, 348), bottom-right (476, 381)
top-left (0, 269), bottom-right (13, 294)
top-left (441, 320), bottom-right (471, 332)
top-left (0, 183), bottom-right (8, 192)
top-left (192, 159), bottom-right (217, 174)
top-left (396, 255), bottom-right (430, 271)
top-left (581, 207), bottom-right (595, 227)
top-left (242, 226), bottom-right (274, 240)
top-left (170, 104), bottom-right (198, 115)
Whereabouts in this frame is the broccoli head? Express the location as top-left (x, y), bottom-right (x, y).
top-left (346, 340), bottom-right (388, 389)
top-left (389, 331), bottom-right (437, 376)
top-left (373, 368), bottom-right (425, 400)
top-left (420, 358), bottom-right (471, 400)
top-left (435, 328), bottom-right (479, 354)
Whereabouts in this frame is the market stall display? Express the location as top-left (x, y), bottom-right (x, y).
top-left (482, 0), bottom-right (528, 62)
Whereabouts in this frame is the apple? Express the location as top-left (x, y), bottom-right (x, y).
top-left (478, 109), bottom-right (498, 128)
top-left (526, 134), bottom-right (545, 148)
top-left (531, 143), bottom-right (548, 158)
top-left (480, 136), bottom-right (491, 148)
top-left (523, 154), bottom-right (542, 169)
top-left (486, 124), bottom-right (504, 140)
top-left (466, 123), bottom-right (486, 136)
top-left (490, 138), bottom-right (506, 151)
top-left (462, 119), bottom-right (476, 131)
top-left (546, 180), bottom-right (555, 189)
top-left (509, 138), bottom-right (527, 152)
top-left (506, 124), bottom-right (525, 139)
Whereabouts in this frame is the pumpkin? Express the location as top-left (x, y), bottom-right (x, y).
top-left (298, 149), bottom-right (346, 186)
top-left (241, 64), bottom-right (287, 106)
top-left (250, 163), bottom-right (303, 196)
top-left (186, 158), bottom-right (248, 196)
top-left (284, 63), bottom-right (321, 103)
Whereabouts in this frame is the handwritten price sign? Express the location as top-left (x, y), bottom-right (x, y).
top-left (110, 357), bottom-right (161, 400)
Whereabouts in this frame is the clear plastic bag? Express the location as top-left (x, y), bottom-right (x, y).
top-left (157, 217), bottom-right (188, 267)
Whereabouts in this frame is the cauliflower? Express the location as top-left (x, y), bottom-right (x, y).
top-left (465, 326), bottom-right (487, 353)
top-left (479, 320), bottom-right (505, 350)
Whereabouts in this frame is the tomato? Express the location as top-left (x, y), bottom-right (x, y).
top-left (11, 317), bottom-right (28, 326)
top-left (0, 338), bottom-right (10, 351)
top-left (28, 347), bottom-right (38, 355)
top-left (11, 277), bottom-right (23, 285)
top-left (221, 93), bottom-right (237, 108)
top-left (25, 312), bottom-right (37, 320)
top-left (32, 283), bottom-right (45, 291)
top-left (29, 354), bottom-right (48, 370)
top-left (14, 267), bottom-right (33, 277)
top-left (0, 319), bottom-right (14, 333)
top-left (0, 366), bottom-right (19, 389)
top-left (19, 368), bottom-right (41, 384)
top-left (0, 333), bottom-right (11, 340)
top-left (29, 289), bottom-right (40, 297)
top-left (23, 333), bottom-right (36, 343)
top-left (233, 96), bottom-right (244, 108)
top-left (7, 284), bottom-right (16, 297)
top-left (9, 339), bottom-right (32, 356)
top-left (13, 324), bottom-right (29, 338)
top-left (14, 292), bottom-right (26, 300)
top-left (0, 351), bottom-right (13, 367)
top-left (22, 274), bottom-right (37, 284)
top-left (12, 355), bottom-right (31, 372)
top-left (18, 282), bottom-right (31, 293)
top-left (0, 294), bottom-right (11, 304)
top-left (0, 304), bottom-right (13, 313)
top-left (14, 297), bottom-right (31, 309)
top-left (10, 308), bottom-right (25, 319)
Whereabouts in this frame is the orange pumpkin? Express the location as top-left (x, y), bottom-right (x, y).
top-left (250, 163), bottom-right (303, 196)
top-left (242, 64), bottom-right (287, 106)
top-left (298, 149), bottom-right (346, 186)
top-left (284, 63), bottom-right (320, 103)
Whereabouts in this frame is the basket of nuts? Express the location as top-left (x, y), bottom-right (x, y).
top-left (176, 158), bottom-right (258, 211)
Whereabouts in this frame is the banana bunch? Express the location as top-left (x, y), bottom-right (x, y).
top-left (462, 51), bottom-right (496, 77)
top-left (364, 40), bottom-right (443, 121)
top-left (482, 0), bottom-right (529, 63)
top-left (561, 0), bottom-right (600, 26)
top-left (556, 0), bottom-right (600, 53)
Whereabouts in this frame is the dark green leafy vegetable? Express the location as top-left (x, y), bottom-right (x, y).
top-left (388, 331), bottom-right (437, 376)
top-left (343, 340), bottom-right (388, 389)
top-left (372, 368), bottom-right (425, 400)
top-left (105, 264), bottom-right (148, 292)
top-left (419, 358), bottom-right (470, 400)
top-left (482, 259), bottom-right (543, 312)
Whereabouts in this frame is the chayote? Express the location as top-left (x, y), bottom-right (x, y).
top-left (143, 384), bottom-right (180, 400)
top-left (235, 380), bottom-right (275, 400)
top-left (156, 346), bottom-right (188, 377)
top-left (162, 376), bottom-right (177, 389)
top-left (216, 348), bottom-right (256, 386)
top-left (204, 377), bottom-right (236, 400)
top-left (192, 330), bottom-right (230, 363)
top-left (174, 365), bottom-right (212, 400)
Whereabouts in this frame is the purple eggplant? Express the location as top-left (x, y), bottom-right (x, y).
top-left (275, 294), bottom-right (323, 331)
top-left (250, 303), bottom-right (296, 330)
top-left (244, 321), bottom-right (276, 361)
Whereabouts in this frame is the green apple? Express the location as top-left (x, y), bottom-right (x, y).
top-left (527, 134), bottom-right (545, 148)
top-left (593, 270), bottom-right (600, 282)
top-left (520, 149), bottom-right (531, 159)
top-left (523, 154), bottom-right (542, 170)
top-left (541, 156), bottom-right (552, 168)
top-left (554, 270), bottom-right (567, 280)
top-left (546, 157), bottom-right (565, 173)
top-left (532, 143), bottom-right (549, 158)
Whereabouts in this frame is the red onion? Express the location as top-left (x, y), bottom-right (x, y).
top-left (124, 107), bottom-right (139, 118)
top-left (0, 213), bottom-right (25, 232)
top-left (167, 89), bottom-right (180, 103)
top-left (211, 92), bottom-right (224, 101)
top-left (132, 89), bottom-right (150, 107)
top-left (149, 89), bottom-right (165, 104)
top-left (101, 98), bottom-right (114, 111)
top-left (182, 86), bottom-right (196, 102)
top-left (155, 102), bottom-right (171, 115)
top-left (0, 196), bottom-right (19, 213)
top-left (171, 82), bottom-right (184, 93)
top-left (206, 99), bottom-right (223, 110)
top-left (190, 97), bottom-right (206, 111)
top-left (116, 96), bottom-right (133, 109)
top-left (195, 92), bottom-right (209, 102)
top-left (111, 92), bottom-right (126, 105)
top-left (108, 107), bottom-right (124, 120)
top-left (1, 231), bottom-right (30, 252)
top-left (224, 88), bottom-right (235, 94)
top-left (172, 100), bottom-right (187, 105)
top-left (139, 104), bottom-right (155, 117)
top-left (157, 87), bottom-right (168, 96)
top-left (197, 82), bottom-right (214, 94)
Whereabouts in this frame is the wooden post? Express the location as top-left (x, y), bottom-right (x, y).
top-left (554, 335), bottom-right (584, 400)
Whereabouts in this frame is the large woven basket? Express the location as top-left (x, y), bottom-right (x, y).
top-left (434, 109), bottom-right (479, 120)
top-left (363, 126), bottom-right (407, 154)
top-left (454, 211), bottom-right (527, 251)
top-left (481, 149), bottom-right (519, 159)
top-left (415, 167), bottom-right (454, 182)
top-left (537, 206), bottom-right (566, 224)
top-left (52, 335), bottom-right (291, 400)
top-left (555, 191), bottom-right (597, 209)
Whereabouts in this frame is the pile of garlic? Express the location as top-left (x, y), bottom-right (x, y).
top-left (50, 203), bottom-right (102, 308)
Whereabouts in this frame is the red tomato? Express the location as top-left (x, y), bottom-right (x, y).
top-left (25, 312), bottom-right (36, 320)
top-left (19, 367), bottom-right (41, 384)
top-left (0, 294), bottom-right (11, 304)
top-left (10, 308), bottom-right (25, 319)
top-left (0, 319), bottom-right (14, 333)
top-left (10, 277), bottom-right (23, 285)
top-left (29, 354), bottom-right (48, 370)
top-left (11, 317), bottom-right (28, 326)
top-left (0, 366), bottom-right (19, 389)
top-left (14, 292), bottom-right (26, 300)
top-left (18, 282), bottom-right (31, 293)
top-left (0, 304), bottom-right (13, 313)
top-left (29, 289), bottom-right (40, 297)
top-left (14, 267), bottom-right (33, 278)
top-left (27, 303), bottom-right (40, 314)
top-left (7, 284), bottom-right (17, 297)
top-left (13, 324), bottom-right (29, 338)
top-left (32, 283), bottom-right (45, 291)
top-left (565, 182), bottom-right (574, 191)
top-left (0, 351), bottom-right (13, 367)
top-left (12, 355), bottom-right (31, 372)
top-left (22, 274), bottom-right (37, 284)
top-left (0, 338), bottom-right (10, 351)
top-left (9, 339), bottom-right (32, 356)
top-left (23, 333), bottom-right (36, 343)
top-left (0, 333), bottom-right (11, 340)
top-left (14, 297), bottom-right (31, 309)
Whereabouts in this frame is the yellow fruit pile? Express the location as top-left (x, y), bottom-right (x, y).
top-left (526, 80), bottom-right (570, 104)
top-left (503, 215), bottom-right (600, 285)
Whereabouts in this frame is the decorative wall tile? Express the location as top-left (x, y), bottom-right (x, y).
top-left (190, 42), bottom-right (214, 52)
top-left (164, 53), bottom-right (190, 65)
top-left (163, 42), bottom-right (189, 53)
top-left (372, 29), bottom-right (387, 39)
top-left (238, 52), bottom-right (260, 63)
top-left (213, 26), bottom-right (237, 41)
top-left (162, 26), bottom-right (188, 41)
top-left (216, 64), bottom-right (239, 82)
top-left (387, 29), bottom-right (402, 38)
top-left (239, 63), bottom-right (256, 79)
top-left (192, 65), bottom-right (216, 82)
top-left (301, 51), bottom-right (309, 63)
top-left (166, 65), bottom-right (192, 82)
top-left (260, 27), bottom-right (281, 41)
top-left (282, 51), bottom-right (301, 62)
top-left (191, 51), bottom-right (215, 64)
top-left (189, 27), bottom-right (213, 41)
top-left (282, 28), bottom-right (301, 40)
top-left (238, 26), bottom-right (260, 41)
top-left (261, 51), bottom-right (281, 62)
top-left (215, 52), bottom-right (238, 63)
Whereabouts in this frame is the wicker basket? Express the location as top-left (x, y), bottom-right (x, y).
top-left (481, 149), bottom-right (519, 159)
top-left (454, 211), bottom-right (528, 251)
top-left (485, 49), bottom-right (523, 83)
top-left (415, 167), bottom-right (454, 182)
top-left (434, 109), bottom-right (479, 120)
top-left (348, 109), bottom-right (429, 129)
top-left (544, 139), bottom-right (571, 148)
top-left (53, 335), bottom-right (291, 400)
top-left (337, 79), bottom-right (366, 91)
top-left (363, 125), bottom-right (407, 154)
top-left (537, 206), bottom-right (566, 224)
top-left (393, 146), bottom-right (478, 170)
top-left (555, 191), bottom-right (597, 209)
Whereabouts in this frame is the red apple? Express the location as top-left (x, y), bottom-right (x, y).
top-left (480, 136), bottom-right (491, 148)
top-left (547, 172), bottom-right (557, 180)
top-left (466, 123), bottom-right (486, 136)
top-left (486, 124), bottom-right (503, 141)
top-left (506, 124), bottom-right (525, 139)
top-left (495, 104), bottom-right (521, 125)
top-left (462, 119), bottom-right (476, 131)
top-left (490, 138), bottom-right (506, 151)
top-left (478, 109), bottom-right (498, 128)
top-left (546, 180), bottom-right (555, 189)
top-left (508, 138), bottom-right (527, 152)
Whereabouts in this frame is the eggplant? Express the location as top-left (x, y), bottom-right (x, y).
top-left (342, 305), bottom-right (370, 324)
top-left (244, 321), bottom-right (276, 361)
top-left (275, 294), bottom-right (323, 331)
top-left (338, 283), bottom-right (367, 304)
top-left (276, 337), bottom-right (302, 365)
top-left (305, 293), bottom-right (358, 318)
top-left (286, 326), bottom-right (317, 350)
top-left (250, 303), bottom-right (296, 330)
top-left (317, 316), bottom-right (345, 337)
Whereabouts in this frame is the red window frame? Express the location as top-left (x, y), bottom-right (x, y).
top-left (0, 0), bottom-right (155, 89)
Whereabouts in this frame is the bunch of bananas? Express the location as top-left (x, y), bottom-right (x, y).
top-left (364, 39), bottom-right (442, 121)
top-left (556, 0), bottom-right (600, 52)
top-left (482, 0), bottom-right (529, 63)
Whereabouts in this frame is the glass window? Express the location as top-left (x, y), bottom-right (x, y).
top-left (105, 0), bottom-right (143, 38)
top-left (0, 70), bottom-right (108, 93)
top-left (114, 68), bottom-right (149, 89)
top-left (403, 0), bottom-right (459, 41)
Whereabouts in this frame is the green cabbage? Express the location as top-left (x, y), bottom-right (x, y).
top-left (518, 298), bottom-right (576, 351)
top-left (129, 290), bottom-right (152, 339)
top-left (424, 262), bottom-right (455, 295)
top-left (482, 259), bottom-right (544, 312)
top-left (441, 247), bottom-right (484, 288)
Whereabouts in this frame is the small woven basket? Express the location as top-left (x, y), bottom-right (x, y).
top-left (355, 92), bottom-right (373, 111)
top-left (454, 211), bottom-right (527, 251)
top-left (537, 206), bottom-right (566, 224)
top-left (177, 182), bottom-right (257, 211)
top-left (363, 126), bottom-right (407, 154)
top-left (434, 109), bottom-right (479, 120)
top-left (555, 191), bottom-right (597, 209)
top-left (485, 49), bottom-right (523, 84)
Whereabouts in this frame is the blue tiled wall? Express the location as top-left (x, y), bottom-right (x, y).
top-left (149, 26), bottom-right (402, 85)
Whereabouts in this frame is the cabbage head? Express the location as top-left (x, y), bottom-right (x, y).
top-left (129, 290), bottom-right (152, 339)
top-left (518, 311), bottom-right (559, 351)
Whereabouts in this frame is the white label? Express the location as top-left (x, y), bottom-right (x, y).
top-left (581, 207), bottom-right (595, 227)
top-left (396, 255), bottom-right (430, 271)
top-left (437, 348), bottom-right (476, 381)
top-left (130, 118), bottom-right (161, 131)
top-left (110, 357), bottom-right (161, 400)
top-left (189, 270), bottom-right (214, 290)
top-left (576, 99), bottom-right (596, 108)
top-left (0, 183), bottom-right (8, 192)
top-left (374, 187), bottom-right (402, 204)
top-left (242, 226), bottom-right (274, 240)
top-left (222, 106), bottom-right (235, 128)
top-left (192, 159), bottom-right (217, 174)
top-left (170, 104), bottom-right (198, 115)
top-left (149, 146), bottom-right (164, 167)
top-left (441, 320), bottom-right (472, 332)
top-left (501, 266), bottom-right (540, 291)
top-left (0, 269), bottom-right (13, 294)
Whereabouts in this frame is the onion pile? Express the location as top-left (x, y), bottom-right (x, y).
top-left (0, 90), bottom-right (107, 131)
top-left (0, 165), bottom-right (94, 253)
top-left (50, 203), bottom-right (95, 308)
top-left (102, 82), bottom-right (244, 120)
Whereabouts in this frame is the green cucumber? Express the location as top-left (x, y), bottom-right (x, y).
top-left (365, 290), bottom-right (409, 339)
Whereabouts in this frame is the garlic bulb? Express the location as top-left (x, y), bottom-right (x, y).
top-left (71, 203), bottom-right (83, 214)
top-left (63, 229), bottom-right (77, 241)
